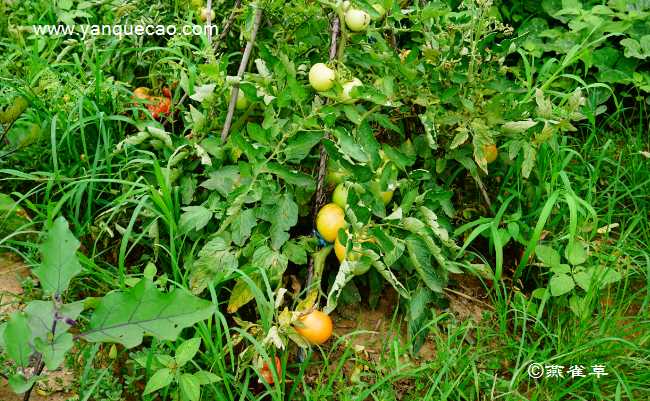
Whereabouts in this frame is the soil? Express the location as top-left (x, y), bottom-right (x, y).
top-left (0, 253), bottom-right (30, 315)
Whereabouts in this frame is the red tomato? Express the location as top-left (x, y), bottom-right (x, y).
top-left (147, 96), bottom-right (171, 119)
top-left (259, 355), bottom-right (282, 385)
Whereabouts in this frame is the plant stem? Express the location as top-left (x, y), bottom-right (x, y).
top-left (206, 0), bottom-right (213, 43)
top-left (220, 6), bottom-right (263, 142)
top-left (306, 13), bottom-right (341, 295)
top-left (213, 0), bottom-right (243, 52)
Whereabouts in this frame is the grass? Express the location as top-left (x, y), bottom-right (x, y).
top-left (1, 1), bottom-right (649, 400)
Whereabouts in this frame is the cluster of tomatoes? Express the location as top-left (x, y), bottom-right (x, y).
top-left (307, 3), bottom-right (386, 102)
top-left (132, 86), bottom-right (172, 119)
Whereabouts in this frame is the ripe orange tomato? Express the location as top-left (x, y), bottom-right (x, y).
top-left (294, 311), bottom-right (333, 345)
top-left (334, 234), bottom-right (361, 263)
top-left (259, 355), bottom-right (282, 385)
top-left (316, 203), bottom-right (346, 243)
top-left (132, 87), bottom-right (150, 101)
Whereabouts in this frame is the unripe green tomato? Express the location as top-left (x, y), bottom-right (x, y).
top-left (341, 78), bottom-right (362, 104)
top-left (332, 182), bottom-right (348, 209)
top-left (327, 167), bottom-right (348, 186)
top-left (370, 180), bottom-right (394, 205)
top-left (345, 9), bottom-right (371, 32)
top-left (309, 63), bottom-right (336, 92)
top-left (232, 88), bottom-right (248, 110)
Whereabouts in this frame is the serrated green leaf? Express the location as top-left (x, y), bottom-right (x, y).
top-left (143, 368), bottom-right (173, 395)
top-left (372, 258), bottom-right (409, 298)
top-left (265, 162), bottom-right (315, 189)
top-left (34, 216), bottom-right (82, 296)
top-left (406, 236), bottom-right (444, 293)
top-left (535, 244), bottom-right (561, 267)
top-left (418, 111), bottom-right (438, 149)
top-left (450, 130), bottom-right (469, 149)
top-left (502, 119), bottom-right (538, 134)
top-left (175, 337), bottom-right (201, 367)
top-left (383, 240), bottom-right (404, 267)
top-left (83, 280), bottom-right (215, 348)
top-left (521, 143), bottom-right (537, 179)
top-left (408, 286), bottom-right (433, 353)
top-left (269, 194), bottom-right (298, 249)
top-left (189, 238), bottom-right (238, 294)
top-left (194, 370), bottom-right (221, 385)
top-left (283, 132), bottom-right (322, 163)
top-left (333, 129), bottom-right (368, 163)
top-left (382, 144), bottom-right (416, 170)
top-left (252, 246), bottom-right (288, 283)
top-left (200, 166), bottom-right (240, 197)
top-left (231, 209), bottom-right (256, 246)
top-left (179, 206), bottom-right (213, 234)
top-left (282, 240), bottom-right (307, 265)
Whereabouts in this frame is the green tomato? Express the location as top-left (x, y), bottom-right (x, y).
top-left (199, 7), bottom-right (216, 21)
top-left (332, 182), bottom-right (349, 209)
top-left (232, 88), bottom-right (248, 110)
top-left (370, 180), bottom-right (394, 206)
top-left (326, 163), bottom-right (349, 185)
top-left (309, 63), bottom-right (336, 92)
top-left (341, 78), bottom-right (362, 104)
top-left (345, 9), bottom-right (371, 32)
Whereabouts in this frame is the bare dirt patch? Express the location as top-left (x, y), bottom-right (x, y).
top-left (0, 253), bottom-right (30, 315)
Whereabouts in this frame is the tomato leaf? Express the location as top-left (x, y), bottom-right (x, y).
top-left (231, 209), bottom-right (257, 246)
top-left (179, 206), bottom-right (213, 234)
top-left (189, 237), bottom-right (238, 294)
